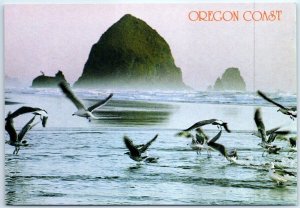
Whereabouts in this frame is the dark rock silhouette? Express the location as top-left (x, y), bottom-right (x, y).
top-left (32, 70), bottom-right (68, 88)
top-left (74, 14), bottom-right (186, 89)
top-left (212, 67), bottom-right (246, 91)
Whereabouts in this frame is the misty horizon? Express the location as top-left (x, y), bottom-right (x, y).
top-left (4, 4), bottom-right (296, 93)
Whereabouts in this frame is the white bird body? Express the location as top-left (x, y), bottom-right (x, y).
top-left (73, 109), bottom-right (94, 118)
top-left (267, 162), bottom-right (296, 185)
top-left (190, 143), bottom-right (204, 151)
top-left (227, 156), bottom-right (238, 164)
top-left (268, 169), bottom-right (288, 184)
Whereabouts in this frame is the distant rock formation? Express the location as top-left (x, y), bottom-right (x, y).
top-left (74, 14), bottom-right (186, 89)
top-left (211, 67), bottom-right (246, 91)
top-left (32, 70), bottom-right (68, 88)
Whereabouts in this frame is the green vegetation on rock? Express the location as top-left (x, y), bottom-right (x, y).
top-left (74, 14), bottom-right (186, 89)
top-left (212, 67), bottom-right (246, 91)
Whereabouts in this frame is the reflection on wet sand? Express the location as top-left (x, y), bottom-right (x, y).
top-left (88, 99), bottom-right (176, 126)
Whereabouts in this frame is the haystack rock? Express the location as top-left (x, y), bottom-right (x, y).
top-left (74, 14), bottom-right (187, 89)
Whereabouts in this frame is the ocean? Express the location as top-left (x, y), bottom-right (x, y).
top-left (4, 88), bottom-right (297, 205)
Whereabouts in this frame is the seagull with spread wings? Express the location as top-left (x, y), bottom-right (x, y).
top-left (5, 114), bottom-right (39, 154)
top-left (206, 130), bottom-right (238, 163)
top-left (123, 134), bottom-right (159, 162)
top-left (254, 108), bottom-right (281, 155)
top-left (257, 90), bottom-right (297, 120)
top-left (58, 82), bottom-right (113, 121)
top-left (183, 119), bottom-right (231, 133)
top-left (252, 125), bottom-right (290, 144)
top-left (5, 106), bottom-right (48, 127)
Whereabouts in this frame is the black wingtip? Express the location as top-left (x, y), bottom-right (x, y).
top-left (224, 123), bottom-right (231, 133)
top-left (42, 117), bottom-right (48, 127)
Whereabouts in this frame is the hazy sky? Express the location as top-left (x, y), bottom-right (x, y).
top-left (4, 3), bottom-right (296, 92)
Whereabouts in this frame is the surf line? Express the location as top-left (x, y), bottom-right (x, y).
top-left (188, 10), bottom-right (283, 22)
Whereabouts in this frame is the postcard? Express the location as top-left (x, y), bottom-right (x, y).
top-left (4, 3), bottom-right (297, 205)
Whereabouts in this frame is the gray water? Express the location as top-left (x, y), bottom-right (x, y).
top-left (4, 88), bottom-right (297, 205)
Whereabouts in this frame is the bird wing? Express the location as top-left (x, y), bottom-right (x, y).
top-left (139, 134), bottom-right (158, 153)
top-left (273, 130), bottom-right (290, 135)
top-left (33, 110), bottom-right (48, 127)
top-left (5, 119), bottom-right (17, 143)
top-left (195, 133), bottom-right (205, 144)
top-left (222, 123), bottom-right (231, 133)
top-left (183, 119), bottom-right (217, 131)
top-left (208, 130), bottom-right (222, 144)
top-left (289, 137), bottom-right (297, 147)
top-left (175, 131), bottom-right (193, 138)
top-left (87, 93), bottom-right (113, 112)
top-left (18, 116), bottom-right (37, 141)
top-left (288, 106), bottom-right (297, 111)
top-left (195, 128), bottom-right (210, 141)
top-left (266, 126), bottom-right (281, 135)
top-left (254, 108), bottom-right (267, 143)
top-left (58, 82), bottom-right (86, 110)
top-left (5, 106), bottom-right (42, 120)
top-left (267, 134), bottom-right (277, 144)
top-left (275, 168), bottom-right (296, 177)
top-left (208, 142), bottom-right (227, 157)
top-left (123, 136), bottom-right (140, 157)
top-left (41, 116), bottom-right (48, 128)
top-left (257, 90), bottom-right (287, 109)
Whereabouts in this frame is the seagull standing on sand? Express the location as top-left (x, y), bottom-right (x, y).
top-left (5, 114), bottom-right (39, 154)
top-left (183, 119), bottom-right (231, 133)
top-left (268, 162), bottom-right (296, 185)
top-left (257, 90), bottom-right (297, 120)
top-left (123, 134), bottom-right (158, 162)
top-left (5, 106), bottom-right (48, 127)
top-left (58, 82), bottom-right (113, 121)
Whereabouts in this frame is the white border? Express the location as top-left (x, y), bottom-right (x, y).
top-left (0, 1), bottom-right (298, 208)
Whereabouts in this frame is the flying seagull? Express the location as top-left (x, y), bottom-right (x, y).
top-left (58, 82), bottom-right (113, 121)
top-left (254, 108), bottom-right (281, 155)
top-left (183, 119), bottom-right (231, 133)
top-left (268, 162), bottom-right (296, 185)
top-left (123, 134), bottom-right (158, 162)
top-left (257, 90), bottom-right (297, 120)
top-left (199, 130), bottom-right (223, 157)
top-left (5, 114), bottom-right (39, 154)
top-left (207, 133), bottom-right (238, 164)
top-left (5, 106), bottom-right (48, 127)
top-left (195, 128), bottom-right (209, 145)
top-left (176, 128), bottom-right (219, 155)
top-left (252, 126), bottom-right (290, 144)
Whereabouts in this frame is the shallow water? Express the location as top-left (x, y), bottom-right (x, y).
top-left (4, 88), bottom-right (297, 205)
